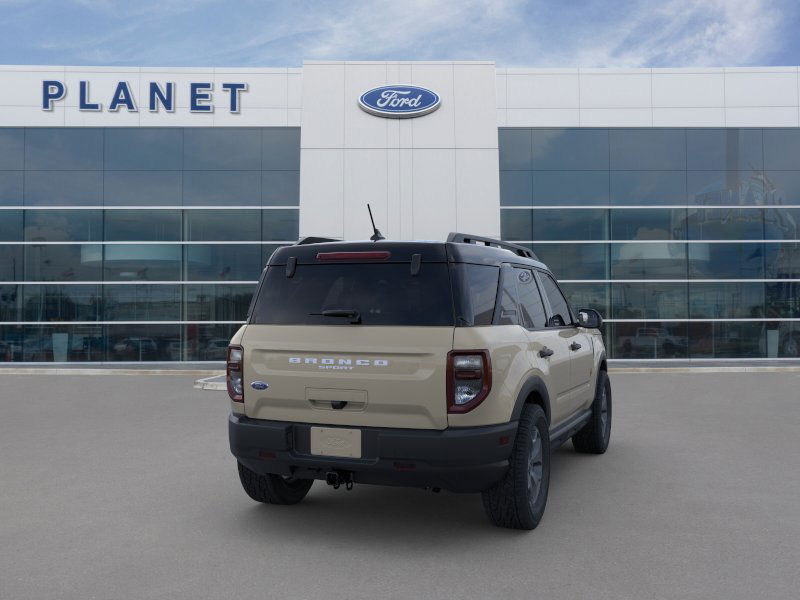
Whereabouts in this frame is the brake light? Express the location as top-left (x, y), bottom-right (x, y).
top-left (227, 345), bottom-right (244, 402)
top-left (316, 251), bottom-right (391, 261)
top-left (447, 350), bottom-right (491, 413)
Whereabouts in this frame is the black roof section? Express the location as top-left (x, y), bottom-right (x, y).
top-left (269, 233), bottom-right (548, 270)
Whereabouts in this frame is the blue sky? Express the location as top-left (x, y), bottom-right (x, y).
top-left (1, 0), bottom-right (799, 68)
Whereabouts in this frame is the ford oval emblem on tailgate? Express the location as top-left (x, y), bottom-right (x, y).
top-left (250, 381), bottom-right (269, 390)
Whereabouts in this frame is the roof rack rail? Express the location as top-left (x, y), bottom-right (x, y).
top-left (296, 236), bottom-right (339, 245)
top-left (446, 232), bottom-right (538, 260)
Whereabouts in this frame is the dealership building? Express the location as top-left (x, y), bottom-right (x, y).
top-left (0, 61), bottom-right (799, 362)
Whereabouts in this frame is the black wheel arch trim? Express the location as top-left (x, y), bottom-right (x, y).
top-left (511, 376), bottom-right (552, 424)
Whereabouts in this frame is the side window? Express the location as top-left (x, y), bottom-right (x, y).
top-left (540, 272), bottom-right (572, 327)
top-left (514, 268), bottom-right (547, 329)
top-left (495, 267), bottom-right (519, 325)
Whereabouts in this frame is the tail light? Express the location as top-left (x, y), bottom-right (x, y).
top-left (227, 345), bottom-right (244, 402)
top-left (447, 350), bottom-right (491, 413)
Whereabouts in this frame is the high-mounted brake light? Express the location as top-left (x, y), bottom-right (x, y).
top-left (316, 251), bottom-right (391, 261)
top-left (447, 350), bottom-right (492, 413)
top-left (227, 345), bottom-right (244, 402)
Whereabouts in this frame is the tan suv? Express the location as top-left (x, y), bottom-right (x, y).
top-left (227, 233), bottom-right (611, 530)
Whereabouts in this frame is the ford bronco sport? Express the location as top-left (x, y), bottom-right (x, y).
top-left (227, 233), bottom-right (611, 530)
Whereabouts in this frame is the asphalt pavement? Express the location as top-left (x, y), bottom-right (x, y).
top-left (1, 371), bottom-right (798, 600)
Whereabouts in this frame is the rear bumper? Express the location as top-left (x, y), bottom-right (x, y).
top-left (229, 413), bottom-right (517, 493)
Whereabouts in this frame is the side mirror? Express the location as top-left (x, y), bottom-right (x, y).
top-left (577, 308), bottom-right (603, 329)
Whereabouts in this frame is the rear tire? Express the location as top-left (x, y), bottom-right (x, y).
top-left (237, 462), bottom-right (313, 505)
top-left (572, 370), bottom-right (612, 454)
top-left (482, 404), bottom-right (550, 530)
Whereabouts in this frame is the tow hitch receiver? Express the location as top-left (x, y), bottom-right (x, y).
top-left (325, 470), bottom-right (354, 491)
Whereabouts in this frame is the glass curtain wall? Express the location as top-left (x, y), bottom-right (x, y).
top-left (500, 127), bottom-right (800, 359)
top-left (0, 127), bottom-right (299, 362)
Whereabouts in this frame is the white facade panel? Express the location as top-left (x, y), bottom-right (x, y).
top-left (652, 107), bottom-right (726, 127)
top-left (579, 73), bottom-right (652, 108)
top-left (506, 72), bottom-right (580, 108)
top-left (724, 70), bottom-right (799, 106)
top-left (455, 149), bottom-right (501, 236)
top-left (410, 63), bottom-right (456, 148)
top-left (506, 108), bottom-right (579, 127)
top-left (411, 149), bottom-right (457, 240)
top-left (298, 149), bottom-right (344, 239)
top-left (725, 106), bottom-right (800, 127)
top-left (343, 63), bottom-right (389, 149)
top-left (453, 63), bottom-right (498, 148)
top-left (580, 107), bottom-right (652, 126)
top-left (652, 72), bottom-right (725, 107)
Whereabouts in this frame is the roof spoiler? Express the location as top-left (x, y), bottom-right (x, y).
top-left (447, 232), bottom-right (538, 260)
top-left (296, 236), bottom-right (340, 245)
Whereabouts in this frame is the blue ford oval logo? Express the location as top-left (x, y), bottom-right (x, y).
top-left (250, 381), bottom-right (269, 390)
top-left (358, 85), bottom-right (440, 118)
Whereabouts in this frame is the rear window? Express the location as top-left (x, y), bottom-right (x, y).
top-left (250, 263), bottom-right (454, 326)
top-left (451, 264), bottom-right (499, 326)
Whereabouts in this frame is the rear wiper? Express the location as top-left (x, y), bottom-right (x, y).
top-left (309, 309), bottom-right (362, 324)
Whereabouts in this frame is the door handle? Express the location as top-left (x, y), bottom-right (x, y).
top-left (539, 346), bottom-right (554, 358)
top-left (570, 342), bottom-right (582, 351)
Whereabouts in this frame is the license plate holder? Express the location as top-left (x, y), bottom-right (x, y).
top-left (310, 427), bottom-right (362, 459)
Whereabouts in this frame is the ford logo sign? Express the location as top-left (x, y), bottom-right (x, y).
top-left (358, 85), bottom-right (440, 118)
top-left (250, 381), bottom-right (269, 390)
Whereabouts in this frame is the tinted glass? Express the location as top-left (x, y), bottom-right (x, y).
top-left (103, 245), bottom-right (181, 281)
top-left (105, 209), bottom-right (181, 241)
top-left (689, 282), bottom-right (764, 319)
top-left (185, 244), bottom-right (263, 281)
top-left (0, 209), bottom-right (22, 241)
top-left (22, 324), bottom-right (104, 362)
top-left (22, 285), bottom-right (101, 321)
top-left (185, 323), bottom-right (242, 361)
top-left (183, 129), bottom-right (260, 170)
top-left (184, 209), bottom-right (260, 241)
top-left (610, 129), bottom-right (685, 170)
top-left (533, 171), bottom-right (609, 206)
top-left (687, 170), bottom-right (770, 205)
top-left (611, 171), bottom-right (687, 205)
top-left (0, 285), bottom-right (20, 321)
top-left (24, 244), bottom-right (102, 281)
top-left (262, 170), bottom-right (300, 206)
top-left (560, 282), bottom-right (608, 318)
top-left (104, 171), bottom-right (182, 206)
top-left (774, 322), bottom-right (800, 358)
top-left (185, 284), bottom-right (255, 321)
top-left (515, 268), bottom-right (547, 328)
top-left (451, 264), bottom-right (499, 326)
top-left (612, 321), bottom-right (688, 359)
top-left (689, 243), bottom-right (764, 279)
top-left (531, 243), bottom-right (608, 280)
top-left (611, 208), bottom-right (687, 240)
top-left (0, 170), bottom-right (23, 205)
top-left (531, 209), bottom-right (608, 241)
top-left (25, 171), bottom-right (103, 206)
top-left (499, 171), bottom-right (533, 206)
top-left (765, 242), bottom-right (800, 279)
top-left (0, 129), bottom-right (24, 170)
top-left (540, 272), bottom-right (571, 326)
top-left (104, 285), bottom-right (181, 320)
top-left (0, 246), bottom-right (23, 281)
top-left (612, 282), bottom-right (687, 320)
top-left (501, 209), bottom-right (532, 241)
top-left (763, 129), bottom-right (800, 170)
top-left (533, 129), bottom-right (609, 170)
top-left (499, 129), bottom-right (532, 170)
top-left (688, 322), bottom-right (765, 358)
top-left (104, 128), bottom-right (182, 170)
top-left (251, 263), bottom-right (454, 326)
top-left (105, 324), bottom-right (181, 361)
top-left (262, 209), bottom-right (299, 241)
top-left (24, 209), bottom-right (102, 241)
top-left (182, 171), bottom-right (260, 206)
top-left (687, 207), bottom-right (764, 240)
top-left (496, 267), bottom-right (520, 326)
top-left (262, 128), bottom-right (301, 170)
top-left (766, 282), bottom-right (800, 317)
top-left (764, 170), bottom-right (800, 204)
top-left (25, 128), bottom-right (103, 170)
top-left (686, 129), bottom-right (763, 171)
top-left (611, 243), bottom-right (687, 279)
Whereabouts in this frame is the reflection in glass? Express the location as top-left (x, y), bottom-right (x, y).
top-left (774, 322), bottom-right (800, 357)
top-left (23, 210), bottom-right (102, 242)
top-left (533, 129), bottom-right (609, 170)
top-left (687, 170), bottom-right (774, 205)
top-left (501, 210), bottom-right (531, 241)
top-left (531, 209), bottom-right (607, 241)
top-left (25, 128), bottom-right (103, 170)
top-left (611, 171), bottom-right (686, 205)
top-left (105, 209), bottom-right (181, 241)
top-left (0, 285), bottom-right (20, 321)
top-left (262, 171), bottom-right (300, 206)
top-left (104, 285), bottom-right (181, 320)
top-left (611, 208), bottom-right (687, 240)
top-left (560, 283), bottom-right (609, 318)
top-left (500, 171), bottom-right (532, 206)
top-left (182, 171), bottom-right (260, 205)
top-left (533, 171), bottom-right (609, 206)
top-left (688, 282), bottom-right (764, 319)
top-left (24, 171), bottom-right (103, 206)
top-left (103, 245), bottom-right (181, 281)
top-left (22, 324), bottom-right (104, 362)
top-left (0, 209), bottom-right (22, 241)
top-left (499, 129), bottom-right (531, 171)
top-left (185, 284), bottom-right (255, 321)
top-left (104, 171), bottom-right (182, 206)
top-left (185, 323), bottom-right (242, 361)
top-left (686, 129), bottom-right (763, 171)
top-left (689, 243), bottom-right (764, 279)
top-left (262, 209), bottom-right (299, 241)
top-left (106, 324), bottom-right (181, 361)
top-left (0, 129), bottom-right (24, 170)
top-left (612, 321), bottom-right (688, 359)
top-left (104, 128), bottom-right (182, 171)
top-left (183, 128), bottom-right (261, 170)
top-left (763, 129), bottom-right (800, 170)
top-left (612, 282), bottom-right (687, 319)
top-left (687, 207), bottom-right (764, 240)
top-left (23, 285), bottom-right (101, 321)
top-left (611, 243), bottom-right (687, 279)
top-left (531, 243), bottom-right (608, 280)
top-left (689, 322), bottom-right (765, 358)
top-left (610, 129), bottom-right (685, 170)
top-left (766, 282), bottom-right (800, 318)
top-left (185, 209), bottom-right (260, 241)
top-left (765, 242), bottom-right (800, 279)
top-left (262, 128), bottom-right (301, 170)
top-left (0, 246), bottom-right (23, 281)
top-left (24, 244), bottom-right (102, 281)
top-left (0, 170), bottom-right (23, 205)
top-left (185, 244), bottom-right (263, 281)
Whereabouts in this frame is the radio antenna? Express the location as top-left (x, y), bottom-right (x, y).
top-left (367, 204), bottom-right (385, 241)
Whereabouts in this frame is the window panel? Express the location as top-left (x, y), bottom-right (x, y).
top-left (610, 129), bottom-right (685, 170)
top-left (262, 209), bottom-right (299, 241)
top-left (499, 129), bottom-right (532, 170)
top-left (687, 207), bottom-right (764, 240)
top-left (774, 322), bottom-right (800, 358)
top-left (531, 243), bottom-right (608, 280)
top-left (533, 171), bottom-right (609, 206)
top-left (560, 282), bottom-right (609, 319)
top-left (539, 272), bottom-right (572, 326)
top-left (25, 128), bottom-right (103, 171)
top-left (183, 171), bottom-right (260, 206)
top-left (0, 285), bottom-right (20, 321)
top-left (612, 321), bottom-right (688, 359)
top-left (103, 245), bottom-right (181, 281)
top-left (531, 208), bottom-right (608, 241)
top-left (499, 171), bottom-right (533, 206)
top-left (611, 282), bottom-right (687, 320)
top-left (496, 267), bottom-right (520, 326)
top-left (687, 170), bottom-right (770, 205)
top-left (0, 129), bottom-right (24, 170)
top-left (451, 264), bottom-right (499, 326)
top-left (763, 208), bottom-right (800, 240)
top-left (0, 325), bottom-right (23, 361)
top-left (500, 209), bottom-right (532, 241)
top-left (764, 129), bottom-right (800, 170)
top-left (611, 243), bottom-right (687, 279)
top-left (689, 243), bottom-right (764, 279)
top-left (532, 129), bottom-right (609, 170)
top-left (22, 285), bottom-right (101, 321)
top-left (688, 322), bottom-right (766, 358)
top-left (24, 171), bottom-right (103, 206)
top-left (765, 242), bottom-right (800, 279)
top-left (0, 209), bottom-right (22, 241)
top-left (104, 285), bottom-right (181, 320)
top-left (104, 171), bottom-right (182, 206)
top-left (611, 171), bottom-right (687, 205)
top-left (22, 324), bottom-right (104, 362)
top-left (764, 170), bottom-right (800, 204)
top-left (262, 128), bottom-right (301, 170)
top-left (24, 244), bottom-right (102, 281)
top-left (611, 208), bottom-right (687, 240)
top-left (184, 209), bottom-right (260, 241)
top-left (104, 128), bottom-right (182, 170)
top-left (183, 128), bottom-right (261, 170)
top-left (515, 268), bottom-right (547, 328)
top-left (262, 170), bottom-right (299, 206)
top-left (104, 209), bottom-right (181, 241)
top-left (184, 323), bottom-right (241, 361)
top-left (105, 324), bottom-right (181, 361)
top-left (689, 282), bottom-right (764, 319)
top-left (24, 209), bottom-right (102, 242)
top-left (766, 282), bottom-right (800, 318)
top-left (0, 246), bottom-right (23, 281)
top-left (0, 170), bottom-right (23, 205)
top-left (185, 284), bottom-right (255, 321)
top-left (185, 244), bottom-right (263, 281)
top-left (686, 129), bottom-right (763, 171)
top-left (263, 244), bottom-right (288, 267)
